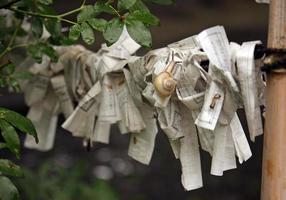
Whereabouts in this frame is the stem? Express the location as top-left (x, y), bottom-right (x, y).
top-left (0, 60), bottom-right (12, 70)
top-left (9, 7), bottom-right (77, 25)
top-left (0, 0), bottom-right (86, 59)
top-left (9, 0), bottom-right (86, 21)
top-left (108, 5), bottom-right (121, 18)
top-left (0, 42), bottom-right (28, 69)
top-left (59, 18), bottom-right (77, 25)
top-left (0, 43), bottom-right (28, 60)
top-left (10, 7), bottom-right (57, 19)
top-left (0, 49), bottom-right (8, 60)
top-left (58, 7), bottom-right (83, 18)
top-left (9, 43), bottom-right (28, 51)
top-left (8, 20), bottom-right (21, 47)
top-left (0, 20), bottom-right (22, 59)
top-left (58, 0), bottom-right (86, 18)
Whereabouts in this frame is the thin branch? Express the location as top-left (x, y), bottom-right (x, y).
top-left (0, 60), bottom-right (12, 70)
top-left (0, 19), bottom-right (22, 59)
top-left (9, 43), bottom-right (28, 51)
top-left (0, 49), bottom-right (8, 60)
top-left (58, 0), bottom-right (86, 18)
top-left (7, 19), bottom-right (21, 47)
top-left (9, 7), bottom-right (77, 25)
top-left (59, 18), bottom-right (77, 25)
top-left (10, 7), bottom-right (59, 19)
top-left (81, 0), bottom-right (87, 8)
top-left (108, 5), bottom-right (121, 18)
top-left (58, 7), bottom-right (83, 18)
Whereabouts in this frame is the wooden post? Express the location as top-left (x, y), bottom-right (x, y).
top-left (261, 0), bottom-right (286, 200)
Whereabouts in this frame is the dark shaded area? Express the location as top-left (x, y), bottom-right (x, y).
top-left (1, 0), bottom-right (268, 200)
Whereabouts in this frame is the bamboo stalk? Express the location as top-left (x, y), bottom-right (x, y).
top-left (261, 0), bottom-right (286, 200)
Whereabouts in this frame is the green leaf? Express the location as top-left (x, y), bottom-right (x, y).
top-left (0, 176), bottom-right (19, 200)
top-left (28, 42), bottom-right (58, 63)
top-left (20, 29), bottom-right (29, 38)
top-left (69, 24), bottom-right (81, 41)
top-left (9, 77), bottom-right (21, 93)
top-left (129, 0), bottom-right (150, 12)
top-left (94, 1), bottom-right (116, 15)
top-left (118, 0), bottom-right (137, 10)
top-left (59, 36), bottom-right (75, 45)
top-left (80, 22), bottom-right (95, 45)
top-left (0, 15), bottom-right (4, 25)
top-left (0, 159), bottom-right (23, 177)
top-left (0, 78), bottom-right (5, 88)
top-left (126, 19), bottom-right (152, 47)
top-left (0, 142), bottom-right (7, 150)
top-left (103, 18), bottom-right (124, 44)
top-left (13, 71), bottom-right (33, 80)
top-left (1, 61), bottom-right (15, 75)
top-left (87, 18), bottom-right (107, 32)
top-left (150, 0), bottom-right (174, 5)
top-left (36, 3), bottom-right (57, 15)
top-left (127, 10), bottom-right (160, 26)
top-left (38, 0), bottom-right (53, 5)
top-left (0, 120), bottom-right (20, 157)
top-left (31, 17), bottom-right (43, 38)
top-left (0, 107), bottom-right (38, 143)
top-left (77, 5), bottom-right (97, 23)
top-left (27, 44), bottom-right (43, 63)
top-left (40, 43), bottom-right (59, 62)
top-left (44, 18), bottom-right (61, 38)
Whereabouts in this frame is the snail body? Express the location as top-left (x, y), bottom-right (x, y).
top-left (154, 61), bottom-right (177, 97)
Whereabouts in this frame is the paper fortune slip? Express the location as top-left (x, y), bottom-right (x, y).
top-left (21, 25), bottom-right (265, 191)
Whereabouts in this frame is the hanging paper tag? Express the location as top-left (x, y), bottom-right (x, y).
top-left (128, 104), bottom-right (158, 165)
top-left (24, 91), bottom-right (59, 151)
top-left (62, 82), bottom-right (101, 138)
top-left (51, 75), bottom-right (74, 119)
top-left (195, 26), bottom-right (232, 130)
top-left (236, 41), bottom-right (264, 141)
top-left (179, 104), bottom-right (203, 190)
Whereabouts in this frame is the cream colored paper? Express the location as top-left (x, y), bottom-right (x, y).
top-left (236, 41), bottom-right (263, 141)
top-left (128, 104), bottom-right (158, 165)
top-left (51, 75), bottom-right (74, 118)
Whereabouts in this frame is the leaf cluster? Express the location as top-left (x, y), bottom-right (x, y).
top-left (0, 0), bottom-right (175, 65)
top-left (70, 0), bottom-right (167, 47)
top-left (0, 107), bottom-right (38, 200)
top-left (0, 0), bottom-right (175, 199)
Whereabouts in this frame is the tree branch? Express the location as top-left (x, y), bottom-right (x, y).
top-left (9, 7), bottom-right (77, 25)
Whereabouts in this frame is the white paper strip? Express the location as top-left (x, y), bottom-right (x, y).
top-left (180, 104), bottom-right (203, 190)
top-left (128, 104), bottom-right (158, 165)
top-left (236, 41), bottom-right (263, 141)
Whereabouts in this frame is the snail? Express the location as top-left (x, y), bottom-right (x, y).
top-left (154, 60), bottom-right (177, 97)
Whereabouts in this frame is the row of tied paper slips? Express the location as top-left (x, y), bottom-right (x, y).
top-left (21, 25), bottom-right (266, 191)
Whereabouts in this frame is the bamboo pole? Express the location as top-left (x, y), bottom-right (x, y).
top-left (261, 0), bottom-right (286, 200)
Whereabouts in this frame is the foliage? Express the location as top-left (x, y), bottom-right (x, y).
top-left (14, 162), bottom-right (119, 200)
top-left (0, 107), bottom-right (38, 200)
top-left (0, 0), bottom-right (175, 66)
top-left (0, 60), bottom-right (33, 92)
top-left (0, 0), bottom-right (175, 199)
top-left (0, 0), bottom-right (175, 91)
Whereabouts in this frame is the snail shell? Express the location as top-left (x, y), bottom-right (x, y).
top-left (154, 71), bottom-right (177, 97)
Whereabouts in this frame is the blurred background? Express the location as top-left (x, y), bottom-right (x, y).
top-left (0, 0), bottom-right (268, 199)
